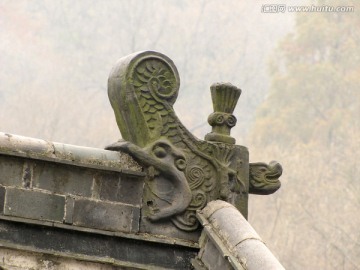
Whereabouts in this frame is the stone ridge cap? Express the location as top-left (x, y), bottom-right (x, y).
top-left (198, 200), bottom-right (234, 219)
top-left (0, 132), bottom-right (144, 174)
top-left (196, 200), bottom-right (285, 270)
top-left (0, 214), bottom-right (200, 249)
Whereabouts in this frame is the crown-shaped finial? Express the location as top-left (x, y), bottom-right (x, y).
top-left (210, 82), bottom-right (241, 113)
top-left (205, 83), bottom-right (241, 144)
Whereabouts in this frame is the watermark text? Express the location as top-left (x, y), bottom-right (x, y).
top-left (261, 4), bottom-right (354, 13)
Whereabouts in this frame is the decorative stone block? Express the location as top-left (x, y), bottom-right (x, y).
top-left (4, 188), bottom-right (65, 222)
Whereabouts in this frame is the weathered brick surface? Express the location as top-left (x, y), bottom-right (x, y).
top-left (4, 188), bottom-right (65, 222)
top-left (22, 161), bottom-right (33, 188)
top-left (33, 161), bottom-right (93, 197)
top-left (0, 134), bottom-right (149, 250)
top-left (72, 198), bottom-right (140, 233)
top-left (64, 196), bottom-right (75, 224)
top-left (0, 155), bottom-right (23, 187)
top-left (0, 247), bottom-right (131, 270)
top-left (93, 172), bottom-right (144, 205)
top-left (117, 175), bottom-right (144, 205)
top-left (0, 154), bottom-right (145, 233)
top-left (0, 186), bottom-right (5, 214)
top-left (0, 219), bottom-right (198, 269)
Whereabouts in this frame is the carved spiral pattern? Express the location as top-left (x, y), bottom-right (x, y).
top-left (208, 113), bottom-right (237, 127)
top-left (186, 166), bottom-right (205, 190)
top-left (226, 115), bottom-right (237, 127)
top-left (171, 211), bottom-right (199, 231)
top-left (134, 59), bottom-right (178, 103)
top-left (189, 190), bottom-right (207, 209)
top-left (216, 115), bottom-right (225, 124)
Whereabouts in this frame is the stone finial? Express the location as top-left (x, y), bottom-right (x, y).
top-left (205, 83), bottom-right (241, 144)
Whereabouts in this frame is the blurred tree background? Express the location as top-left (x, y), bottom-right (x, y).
top-left (249, 1), bottom-right (360, 269)
top-left (0, 0), bottom-right (359, 269)
top-left (0, 0), bottom-right (292, 146)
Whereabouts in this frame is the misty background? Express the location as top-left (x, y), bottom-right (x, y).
top-left (0, 0), bottom-right (359, 269)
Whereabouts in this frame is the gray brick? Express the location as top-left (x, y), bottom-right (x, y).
top-left (64, 196), bottom-right (75, 224)
top-left (0, 155), bottom-right (23, 187)
top-left (0, 186), bottom-right (5, 214)
top-left (4, 188), bottom-right (65, 222)
top-left (93, 172), bottom-right (144, 205)
top-left (33, 161), bottom-right (93, 197)
top-left (118, 175), bottom-right (144, 205)
top-left (22, 161), bottom-right (33, 188)
top-left (73, 198), bottom-right (140, 233)
top-left (92, 171), bottom-right (119, 200)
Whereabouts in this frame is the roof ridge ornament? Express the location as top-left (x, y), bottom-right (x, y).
top-left (205, 82), bottom-right (241, 144)
top-left (106, 51), bottom-right (282, 232)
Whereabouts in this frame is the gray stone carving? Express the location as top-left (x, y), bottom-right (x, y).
top-left (106, 51), bottom-right (282, 231)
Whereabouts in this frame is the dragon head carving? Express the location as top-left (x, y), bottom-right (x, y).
top-left (249, 161), bottom-right (282, 195)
